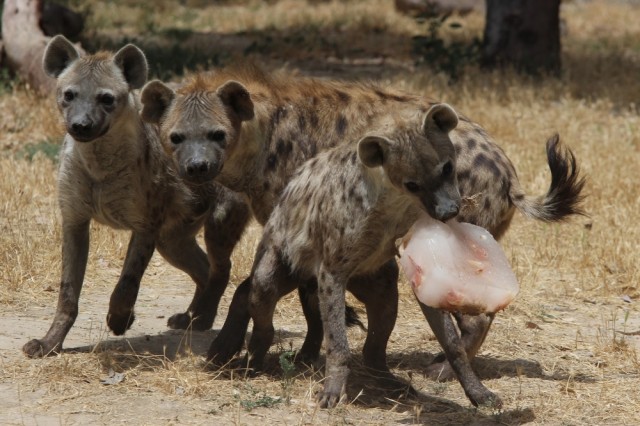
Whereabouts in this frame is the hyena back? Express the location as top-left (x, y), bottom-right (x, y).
top-left (22, 36), bottom-right (249, 358)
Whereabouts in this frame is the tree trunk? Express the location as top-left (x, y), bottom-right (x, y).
top-left (1, 0), bottom-right (85, 94)
top-left (482, 0), bottom-right (561, 75)
top-left (2, 0), bottom-right (53, 93)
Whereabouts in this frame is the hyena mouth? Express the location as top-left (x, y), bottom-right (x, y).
top-left (69, 125), bottom-right (110, 143)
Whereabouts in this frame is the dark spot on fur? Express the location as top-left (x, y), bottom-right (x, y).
top-left (374, 89), bottom-right (388, 101)
top-left (263, 181), bottom-right (270, 191)
top-left (483, 198), bottom-right (492, 211)
top-left (467, 139), bottom-right (477, 150)
top-left (298, 114), bottom-right (307, 131)
top-left (469, 175), bottom-right (479, 190)
top-left (513, 193), bottom-right (525, 202)
top-left (336, 90), bottom-right (351, 103)
top-left (266, 153), bottom-right (277, 172)
top-left (326, 287), bottom-right (333, 295)
top-left (473, 153), bottom-right (501, 178)
top-left (336, 114), bottom-right (348, 137)
top-left (327, 348), bottom-right (332, 355)
top-left (350, 152), bottom-right (357, 164)
top-left (271, 107), bottom-right (287, 127)
top-left (481, 143), bottom-right (491, 152)
top-left (454, 144), bottom-right (462, 155)
top-left (457, 169), bottom-right (471, 183)
top-left (309, 112), bottom-right (319, 129)
top-left (329, 333), bottom-right (334, 340)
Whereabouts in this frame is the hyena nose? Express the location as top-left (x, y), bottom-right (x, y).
top-left (71, 121), bottom-right (93, 134)
top-left (186, 159), bottom-right (210, 178)
top-left (436, 200), bottom-right (460, 222)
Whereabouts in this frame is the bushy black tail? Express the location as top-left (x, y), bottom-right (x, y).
top-left (345, 304), bottom-right (366, 331)
top-left (511, 134), bottom-right (587, 221)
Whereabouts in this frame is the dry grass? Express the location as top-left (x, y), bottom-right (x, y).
top-left (1, 0), bottom-right (640, 424)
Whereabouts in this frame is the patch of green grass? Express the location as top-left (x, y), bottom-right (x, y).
top-left (0, 67), bottom-right (18, 95)
top-left (20, 138), bottom-right (61, 162)
top-left (236, 384), bottom-right (282, 412)
top-left (279, 349), bottom-right (296, 403)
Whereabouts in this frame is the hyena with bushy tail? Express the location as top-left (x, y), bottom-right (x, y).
top-left (22, 36), bottom-right (250, 358)
top-left (140, 66), bottom-right (585, 406)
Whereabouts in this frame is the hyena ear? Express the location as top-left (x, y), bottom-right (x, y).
top-left (113, 44), bottom-right (148, 90)
top-left (357, 135), bottom-right (392, 168)
top-left (423, 103), bottom-right (458, 134)
top-left (216, 80), bottom-right (255, 121)
top-left (141, 80), bottom-right (175, 124)
top-left (43, 35), bottom-right (80, 78)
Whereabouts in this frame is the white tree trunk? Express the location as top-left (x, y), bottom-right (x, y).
top-left (2, 0), bottom-right (84, 94)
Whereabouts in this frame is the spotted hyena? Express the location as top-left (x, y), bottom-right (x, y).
top-left (22, 36), bottom-right (250, 358)
top-left (246, 105), bottom-right (496, 407)
top-left (140, 67), bottom-right (585, 403)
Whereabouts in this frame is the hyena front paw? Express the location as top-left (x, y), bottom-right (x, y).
top-left (167, 312), bottom-right (214, 331)
top-left (23, 339), bottom-right (59, 358)
top-left (467, 386), bottom-right (503, 409)
top-left (316, 384), bottom-right (345, 409)
top-left (107, 311), bottom-right (135, 335)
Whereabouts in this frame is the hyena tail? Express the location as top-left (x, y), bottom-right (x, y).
top-left (511, 134), bottom-right (587, 221)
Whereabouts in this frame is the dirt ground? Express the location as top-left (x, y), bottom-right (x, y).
top-left (1, 0), bottom-right (640, 425)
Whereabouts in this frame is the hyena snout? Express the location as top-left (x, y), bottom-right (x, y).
top-left (433, 187), bottom-right (461, 222)
top-left (435, 198), bottom-right (460, 222)
top-left (68, 118), bottom-right (98, 142)
top-left (177, 142), bottom-right (222, 183)
top-left (185, 158), bottom-right (212, 179)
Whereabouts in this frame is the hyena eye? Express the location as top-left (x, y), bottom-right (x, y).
top-left (63, 90), bottom-right (75, 102)
top-left (170, 133), bottom-right (185, 145)
top-left (207, 130), bottom-right (226, 144)
top-left (441, 161), bottom-right (453, 178)
top-left (404, 182), bottom-right (421, 193)
top-left (99, 93), bottom-right (115, 106)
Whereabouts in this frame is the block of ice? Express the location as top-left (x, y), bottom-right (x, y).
top-left (399, 213), bottom-right (519, 314)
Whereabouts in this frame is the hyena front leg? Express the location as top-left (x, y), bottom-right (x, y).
top-left (195, 193), bottom-right (251, 330)
top-left (425, 313), bottom-right (494, 381)
top-left (155, 230), bottom-right (210, 330)
top-left (316, 264), bottom-right (350, 409)
top-left (419, 303), bottom-right (502, 408)
top-left (23, 222), bottom-right (90, 357)
top-left (107, 232), bottom-right (156, 335)
top-left (207, 276), bottom-right (252, 364)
